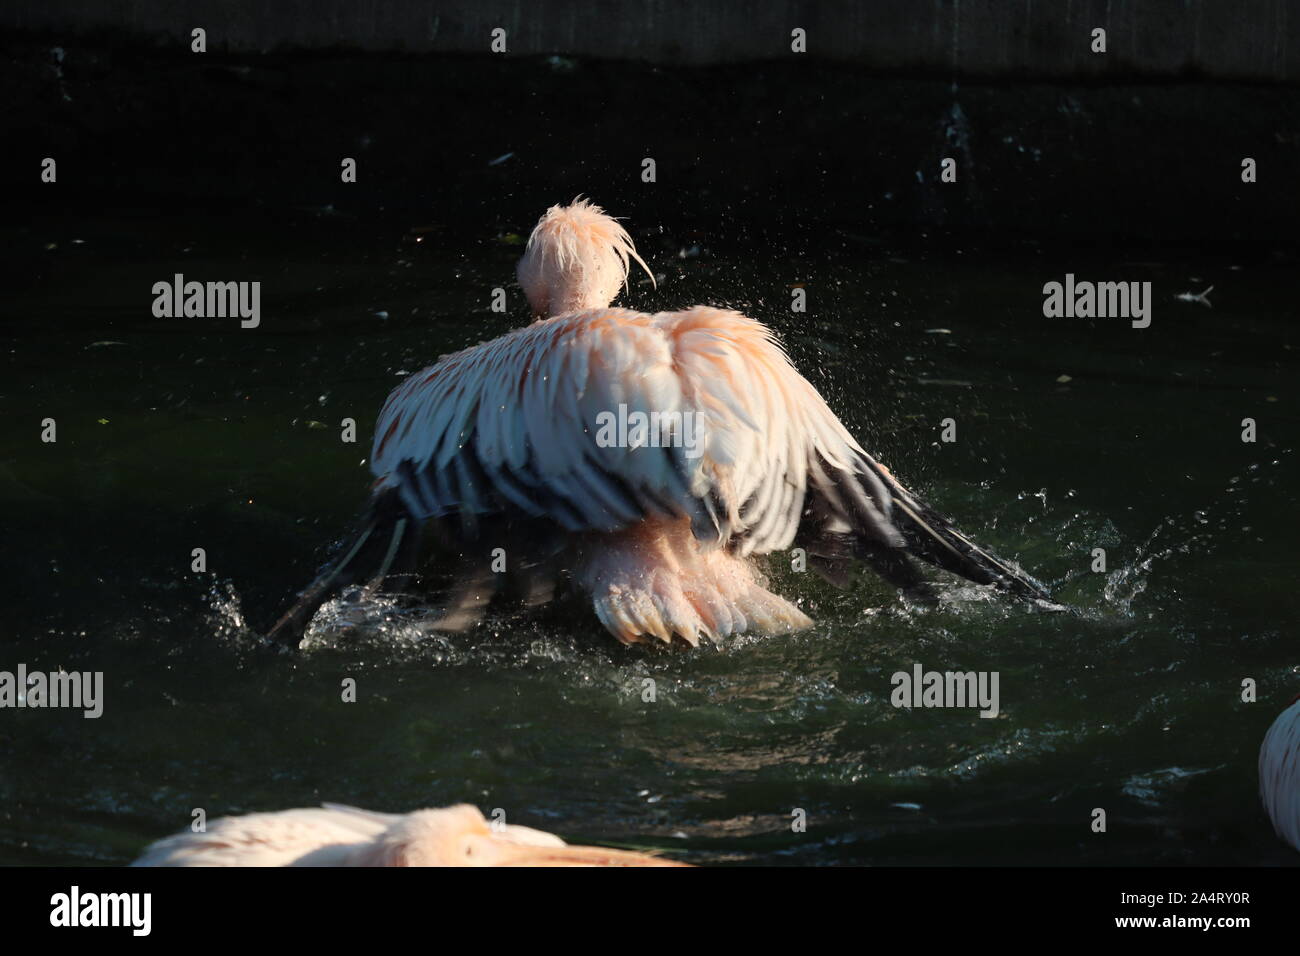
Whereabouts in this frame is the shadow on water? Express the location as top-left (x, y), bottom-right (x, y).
top-left (1, 208), bottom-right (1297, 865)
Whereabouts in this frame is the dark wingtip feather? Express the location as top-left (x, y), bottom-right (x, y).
top-left (859, 455), bottom-right (1052, 602)
top-left (264, 489), bottom-right (416, 648)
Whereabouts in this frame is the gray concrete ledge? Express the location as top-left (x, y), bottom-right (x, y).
top-left (5, 0), bottom-right (1299, 80)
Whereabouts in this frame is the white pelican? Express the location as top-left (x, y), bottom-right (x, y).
top-left (268, 198), bottom-right (1048, 647)
top-left (132, 803), bottom-right (686, 867)
top-left (1260, 696), bottom-right (1300, 851)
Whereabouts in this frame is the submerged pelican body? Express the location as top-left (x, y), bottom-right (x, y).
top-left (268, 199), bottom-right (1047, 647)
top-left (1260, 696), bottom-right (1300, 851)
top-left (132, 803), bottom-right (684, 867)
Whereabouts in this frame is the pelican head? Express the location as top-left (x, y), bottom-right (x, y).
top-left (353, 804), bottom-right (685, 867)
top-left (516, 197), bottom-right (655, 319)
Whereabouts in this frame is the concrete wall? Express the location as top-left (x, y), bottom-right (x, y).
top-left (5, 0), bottom-right (1299, 80)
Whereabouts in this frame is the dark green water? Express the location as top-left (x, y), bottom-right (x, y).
top-left (2, 211), bottom-right (1296, 865)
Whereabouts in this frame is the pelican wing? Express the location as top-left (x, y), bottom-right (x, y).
top-left (132, 807), bottom-right (392, 867)
top-left (369, 306), bottom-right (900, 554)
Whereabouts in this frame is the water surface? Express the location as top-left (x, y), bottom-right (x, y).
top-left (2, 211), bottom-right (1296, 865)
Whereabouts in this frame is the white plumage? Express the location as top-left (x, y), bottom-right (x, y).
top-left (132, 803), bottom-right (684, 867)
top-left (370, 305), bottom-right (891, 553)
top-left (268, 198), bottom-right (1048, 648)
top-left (1260, 697), bottom-right (1300, 851)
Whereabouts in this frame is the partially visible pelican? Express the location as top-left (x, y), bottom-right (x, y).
top-left (132, 803), bottom-right (686, 867)
top-left (268, 198), bottom-right (1048, 647)
top-left (1260, 696), bottom-right (1300, 851)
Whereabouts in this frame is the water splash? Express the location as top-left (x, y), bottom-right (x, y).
top-left (203, 581), bottom-right (250, 642)
top-left (1099, 454), bottom-right (1288, 616)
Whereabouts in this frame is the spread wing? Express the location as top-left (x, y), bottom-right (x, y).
top-left (369, 306), bottom-right (902, 555)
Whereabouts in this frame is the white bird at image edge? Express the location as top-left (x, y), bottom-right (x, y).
top-left (132, 803), bottom-right (687, 867)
